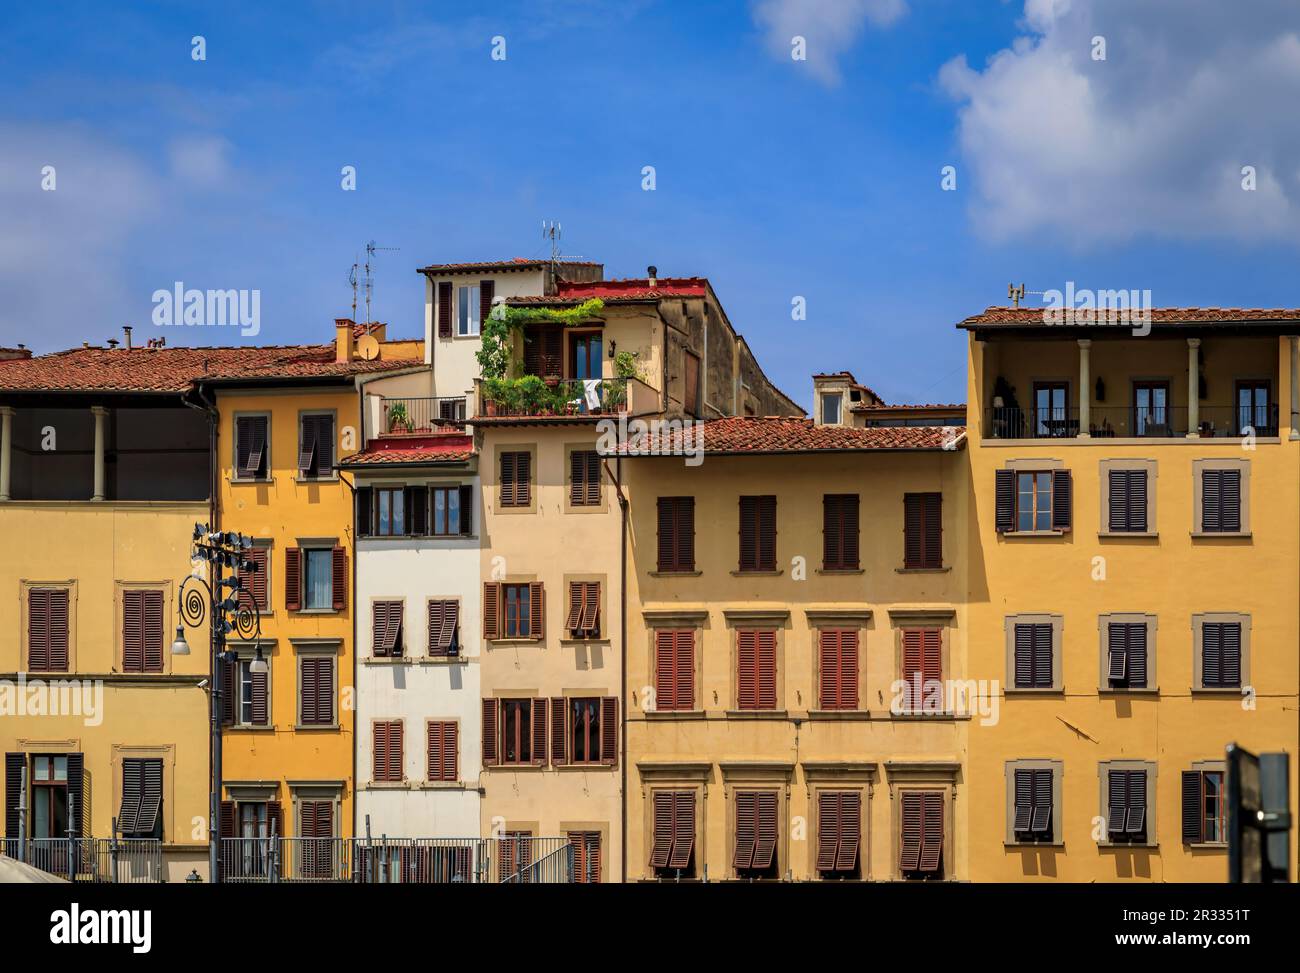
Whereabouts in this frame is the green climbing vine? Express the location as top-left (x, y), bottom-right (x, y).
top-left (478, 299), bottom-right (609, 414)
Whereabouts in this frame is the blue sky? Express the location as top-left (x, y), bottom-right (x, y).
top-left (3, 0), bottom-right (1300, 407)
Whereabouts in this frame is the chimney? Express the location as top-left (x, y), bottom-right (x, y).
top-left (335, 317), bottom-right (355, 363)
top-left (647, 265), bottom-right (658, 288)
top-left (123, 325), bottom-right (133, 350)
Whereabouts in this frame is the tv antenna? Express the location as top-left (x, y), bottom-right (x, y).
top-left (362, 240), bottom-right (400, 328)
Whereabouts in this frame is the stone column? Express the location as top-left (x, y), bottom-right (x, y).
top-left (91, 406), bottom-right (108, 501)
top-left (0, 406), bottom-right (13, 501)
top-left (1077, 339), bottom-right (1091, 437)
top-left (1187, 338), bottom-right (1201, 438)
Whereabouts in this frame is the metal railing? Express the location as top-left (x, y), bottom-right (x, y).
top-left (987, 403), bottom-right (1280, 440)
top-left (380, 396), bottom-right (468, 434)
top-left (475, 375), bottom-right (660, 419)
top-left (5, 838), bottom-right (163, 883)
top-left (218, 836), bottom-right (575, 883)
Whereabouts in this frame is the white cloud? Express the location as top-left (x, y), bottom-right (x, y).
top-left (168, 134), bottom-right (234, 189)
top-left (940, 0), bottom-right (1300, 246)
top-left (752, 0), bottom-right (908, 86)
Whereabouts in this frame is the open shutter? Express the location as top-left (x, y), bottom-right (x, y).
top-left (407, 486), bottom-right (427, 536)
top-left (899, 792), bottom-right (923, 871)
top-left (995, 469), bottom-right (1015, 532)
top-left (837, 792), bottom-right (860, 871)
top-left (753, 791), bottom-right (778, 869)
top-left (6, 754), bottom-right (24, 840)
top-left (1182, 770), bottom-right (1204, 843)
top-left (824, 495), bottom-right (843, 569)
top-left (918, 792), bottom-right (943, 872)
top-left (528, 581), bottom-right (544, 641)
top-left (733, 791), bottom-right (756, 870)
top-left (298, 415), bottom-right (318, 475)
top-left (458, 484), bottom-right (473, 536)
top-left (580, 582), bottom-right (599, 636)
top-left (481, 699), bottom-right (498, 766)
top-left (284, 548), bottom-right (301, 611)
top-left (1127, 624), bottom-right (1148, 688)
top-left (1013, 769), bottom-right (1033, 833)
top-left (600, 696), bottom-right (617, 766)
top-left (669, 792), bottom-right (695, 870)
top-left (482, 583), bottom-right (500, 641)
top-left (531, 698), bottom-right (548, 766)
top-left (356, 487), bottom-right (373, 538)
top-left (437, 281), bottom-right (453, 338)
top-left (331, 546), bottom-right (347, 611)
top-left (1051, 469), bottom-right (1072, 530)
top-left (817, 792), bottom-right (840, 872)
top-left (123, 589), bottom-right (144, 672)
top-left (1126, 771), bottom-right (1147, 835)
top-left (117, 759), bottom-right (142, 834)
top-left (135, 760), bottom-right (162, 835)
top-left (1107, 623), bottom-right (1128, 684)
top-left (550, 697), bottom-right (567, 765)
top-left (66, 753), bottom-right (85, 838)
top-left (651, 792), bottom-right (673, 869)
top-left (1107, 770), bottom-right (1128, 836)
top-left (565, 583), bottom-right (583, 636)
top-left (251, 667), bottom-right (268, 725)
top-left (1030, 769), bottom-right (1052, 834)
top-left (479, 279), bottom-right (495, 324)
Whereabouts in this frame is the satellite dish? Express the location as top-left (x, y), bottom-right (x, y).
top-left (356, 334), bottom-right (380, 361)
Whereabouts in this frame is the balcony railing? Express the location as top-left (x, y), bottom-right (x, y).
top-left (219, 836), bottom-right (574, 883)
top-left (3, 837), bottom-right (163, 883)
top-left (475, 376), bottom-right (659, 420)
top-left (987, 404), bottom-right (1279, 440)
top-left (379, 396), bottom-right (468, 435)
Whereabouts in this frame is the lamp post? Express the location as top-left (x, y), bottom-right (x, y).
top-left (171, 523), bottom-right (263, 883)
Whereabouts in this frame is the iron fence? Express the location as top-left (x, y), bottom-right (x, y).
top-left (7, 838), bottom-right (163, 883)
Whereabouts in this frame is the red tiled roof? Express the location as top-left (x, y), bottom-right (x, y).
top-left (616, 416), bottom-right (965, 456)
top-left (0, 345), bottom-right (420, 394)
top-left (852, 402), bottom-right (966, 412)
top-left (340, 435), bottom-right (475, 467)
top-left (507, 277), bottom-right (710, 305)
top-left (417, 257), bottom-right (602, 275)
top-left (959, 306), bottom-right (1300, 328)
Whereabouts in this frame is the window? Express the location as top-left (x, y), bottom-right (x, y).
top-left (822, 494), bottom-right (859, 570)
top-left (821, 392), bottom-right (842, 426)
top-left (298, 800), bottom-right (334, 878)
top-left (1182, 769), bottom-right (1226, 844)
top-left (299, 656), bottom-right (334, 726)
top-left (1201, 469), bottom-right (1242, 533)
top-left (122, 589), bottom-right (164, 673)
top-left (497, 832), bottom-right (534, 882)
top-left (903, 492), bottom-right (942, 569)
top-left (499, 451), bottom-right (531, 507)
top-left (899, 791), bottom-right (943, 878)
top-left (118, 758), bottom-right (163, 839)
top-left (817, 629), bottom-right (859, 710)
top-left (372, 720), bottom-right (404, 782)
top-left (1200, 621), bottom-right (1242, 688)
top-left (1236, 380), bottom-right (1273, 435)
top-left (738, 495), bottom-right (777, 571)
top-left (427, 721), bottom-right (457, 782)
top-left (1106, 622), bottom-right (1148, 689)
top-left (303, 549), bottom-right (333, 610)
top-left (565, 581), bottom-right (600, 639)
top-left (298, 413), bottom-right (334, 479)
top-left (551, 696), bottom-right (616, 766)
top-left (457, 284), bottom-right (480, 337)
top-left (234, 415), bottom-right (269, 479)
top-left (1012, 622), bottom-right (1053, 689)
top-left (654, 630), bottom-right (695, 711)
top-left (995, 468), bottom-right (1071, 533)
top-left (284, 546), bottom-right (344, 613)
top-left (427, 600), bottom-right (460, 657)
top-left (650, 790), bottom-right (696, 877)
top-left (499, 698), bottom-right (539, 766)
top-left (1105, 768), bottom-right (1148, 843)
top-left (372, 600), bottom-right (405, 657)
top-left (1132, 381), bottom-right (1171, 436)
top-left (1107, 469), bottom-right (1149, 533)
top-left (899, 628), bottom-right (942, 713)
top-left (27, 588), bottom-right (69, 672)
top-left (736, 629), bottom-right (777, 710)
top-left (431, 485), bottom-right (473, 536)
top-left (376, 487), bottom-right (406, 535)
top-left (656, 497), bottom-right (695, 572)
top-left (236, 657), bottom-right (269, 727)
top-left (238, 547), bottom-right (269, 612)
top-left (816, 791), bottom-right (861, 877)
top-left (1032, 381), bottom-right (1070, 437)
top-left (569, 450), bottom-right (601, 506)
top-left (523, 324), bottom-right (563, 378)
top-left (1012, 769), bottom-right (1053, 841)
top-left (571, 333), bottom-right (602, 381)
top-left (569, 831), bottom-right (602, 883)
top-left (1017, 472), bottom-right (1053, 532)
top-left (482, 582), bottom-right (543, 640)
top-left (733, 790), bottom-right (779, 879)
top-left (28, 755), bottom-right (75, 841)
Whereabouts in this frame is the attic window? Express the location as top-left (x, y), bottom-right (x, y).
top-left (849, 390), bottom-right (861, 402)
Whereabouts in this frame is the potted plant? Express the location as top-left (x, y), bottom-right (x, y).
top-left (387, 401), bottom-right (413, 433)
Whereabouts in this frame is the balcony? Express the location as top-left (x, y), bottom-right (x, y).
top-left (986, 404), bottom-right (1280, 440)
top-left (473, 375), bottom-right (659, 420)
top-left (378, 396), bottom-right (468, 435)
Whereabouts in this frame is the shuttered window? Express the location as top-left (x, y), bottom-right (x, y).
top-left (733, 790), bottom-right (779, 878)
top-left (650, 790), bottom-right (696, 876)
top-left (372, 720), bottom-right (404, 782)
top-left (298, 413), bottom-right (335, 479)
top-left (736, 629), bottom-right (777, 710)
top-left (299, 800), bottom-right (334, 879)
top-left (485, 581), bottom-right (543, 640)
top-left (1201, 622), bottom-right (1242, 688)
top-left (496, 698), bottom-right (545, 766)
top-left (822, 494), bottom-right (860, 570)
top-left (1012, 769), bottom-right (1053, 840)
top-left (903, 492), bottom-right (943, 569)
top-left (1107, 622), bottom-right (1148, 689)
top-left (900, 628), bottom-right (943, 713)
top-left (816, 791), bottom-right (861, 877)
top-left (299, 656), bottom-right (334, 726)
top-left (654, 629), bottom-right (695, 711)
top-left (553, 696), bottom-right (617, 766)
top-left (565, 581), bottom-right (600, 638)
top-left (1012, 622), bottom-right (1053, 689)
top-left (234, 415), bottom-right (269, 479)
top-left (997, 469), bottom-right (1071, 532)
top-left (1106, 769), bottom-right (1148, 841)
top-left (497, 831), bottom-right (535, 882)
top-left (817, 629), bottom-right (859, 710)
top-left (27, 588), bottom-right (69, 672)
top-left (1107, 469), bottom-right (1148, 532)
top-left (738, 495), bottom-right (777, 571)
top-left (569, 450), bottom-right (601, 506)
top-left (899, 790), bottom-right (943, 877)
top-left (431, 485), bottom-right (474, 536)
top-left (1181, 769), bottom-right (1225, 843)
top-left (122, 589), bottom-right (164, 673)
top-left (427, 600), bottom-right (460, 656)
top-left (236, 657), bottom-right (269, 727)
top-left (238, 547), bottom-right (269, 612)
top-left (568, 830), bottom-right (602, 883)
top-left (480, 279), bottom-right (495, 326)
top-left (523, 324), bottom-right (562, 378)
top-left (1201, 469), bottom-right (1242, 532)
top-left (657, 497), bottom-right (695, 572)
top-left (427, 721), bottom-right (457, 782)
top-left (118, 758), bottom-right (163, 838)
top-left (499, 451), bottom-right (532, 507)
top-left (372, 600), bottom-right (405, 657)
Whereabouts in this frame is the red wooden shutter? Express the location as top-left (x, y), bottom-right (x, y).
top-left (600, 696), bottom-right (617, 766)
top-left (734, 791), bottom-right (756, 869)
top-left (284, 548), bottom-right (301, 611)
top-left (531, 698), bottom-right (548, 766)
top-left (528, 581), bottom-right (544, 640)
top-left (443, 722), bottom-right (458, 781)
top-left (483, 582), bottom-right (500, 640)
top-left (372, 722), bottom-right (388, 781)
top-left (250, 667), bottom-right (268, 725)
top-left (331, 546), bottom-right (346, 611)
top-left (481, 699), bottom-right (498, 766)
top-left (817, 792), bottom-right (840, 873)
top-left (651, 792), bottom-right (674, 868)
top-left (837, 791), bottom-right (861, 871)
top-left (754, 791), bottom-right (778, 869)
top-left (901, 629), bottom-right (923, 712)
top-left (922, 628), bottom-right (942, 689)
top-left (819, 629), bottom-right (859, 710)
top-left (551, 697), bottom-right (567, 765)
top-left (565, 582), bottom-right (583, 636)
top-left (123, 589), bottom-right (143, 672)
top-left (675, 630), bottom-right (694, 710)
top-left (479, 279), bottom-right (495, 325)
top-left (737, 629), bottom-right (757, 709)
top-left (437, 281), bottom-right (453, 338)
top-left (919, 791), bottom-right (944, 872)
top-left (670, 792), bottom-right (695, 870)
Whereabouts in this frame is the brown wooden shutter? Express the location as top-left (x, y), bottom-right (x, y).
top-left (48, 589), bottom-right (69, 671)
top-left (459, 483), bottom-right (473, 536)
top-left (823, 495), bottom-right (843, 569)
top-left (268, 800), bottom-right (283, 841)
top-left (684, 351), bottom-right (700, 416)
top-left (251, 667), bottom-right (268, 725)
top-left (570, 450), bottom-right (601, 506)
top-left (678, 498), bottom-right (695, 570)
top-left (372, 723), bottom-right (388, 781)
top-left (483, 582), bottom-right (500, 640)
top-left (240, 548), bottom-right (268, 612)
top-left (531, 698), bottom-right (548, 766)
top-left (817, 792), bottom-right (840, 873)
top-left (28, 589), bottom-right (48, 670)
top-left (837, 791), bottom-right (861, 871)
top-left (670, 792), bottom-right (695, 870)
top-left (600, 696), bottom-right (617, 766)
top-left (734, 791), bottom-right (756, 870)
top-left (300, 658), bottom-right (318, 725)
top-left (528, 581), bottom-right (544, 640)
top-left (356, 487), bottom-right (373, 537)
top-left (123, 589), bottom-right (144, 672)
top-left (1182, 771), bottom-right (1204, 843)
top-left (757, 630), bottom-right (777, 708)
top-left (674, 630), bottom-right (694, 710)
top-left (819, 629), bottom-right (858, 710)
top-left (331, 546), bottom-right (346, 611)
top-left (482, 699), bottom-right (498, 766)
top-left (899, 792), bottom-right (923, 871)
top-left (758, 496), bottom-right (776, 569)
top-left (995, 469), bottom-right (1015, 532)
top-left (218, 800), bottom-right (236, 880)
top-left (5, 753), bottom-right (24, 840)
top-left (550, 697), bottom-right (567, 765)
top-left (479, 279), bottom-right (495, 324)
top-left (407, 486), bottom-right (427, 536)
top-left (739, 496), bottom-right (757, 570)
top-left (389, 721), bottom-right (403, 782)
top-left (1051, 469), bottom-right (1072, 530)
top-left (584, 451), bottom-right (600, 504)
top-left (284, 548), bottom-right (301, 611)
top-left (919, 792), bottom-right (943, 872)
top-left (754, 791), bottom-right (777, 869)
top-left (298, 415), bottom-right (318, 475)
top-left (516, 452), bottom-right (531, 506)
top-left (651, 792), bottom-right (674, 869)
top-left (437, 281), bottom-right (453, 338)
top-left (565, 582), bottom-right (583, 636)
top-left (443, 722), bottom-right (458, 781)
top-left (220, 656), bottom-right (236, 725)
top-left (737, 629), bottom-right (757, 709)
top-left (904, 491), bottom-right (943, 568)
top-left (65, 753), bottom-right (84, 838)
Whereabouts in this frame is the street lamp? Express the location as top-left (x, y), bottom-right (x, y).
top-left (174, 522), bottom-right (262, 884)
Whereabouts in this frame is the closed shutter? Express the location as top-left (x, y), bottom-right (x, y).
top-left (1182, 770), bottom-right (1204, 842)
top-left (66, 754), bottom-right (84, 838)
top-left (902, 628), bottom-right (942, 710)
top-left (479, 279), bottom-right (495, 324)
top-left (29, 589), bottom-right (69, 672)
top-left (133, 589), bottom-right (164, 670)
top-left (500, 452), bottom-right (516, 506)
top-left (482, 582), bottom-right (500, 640)
top-left (5, 753), bottom-right (24, 841)
top-left (500, 452), bottom-right (531, 507)
top-left (899, 792), bottom-right (923, 871)
top-left (531, 698), bottom-right (548, 766)
top-left (123, 589), bottom-right (144, 672)
top-left (550, 698), bottom-right (567, 765)
top-left (218, 800), bottom-right (236, 880)
top-left (1014, 623), bottom-right (1053, 688)
top-left (570, 450), bottom-right (601, 506)
top-left (738, 496), bottom-right (776, 571)
top-left (239, 548), bottom-right (268, 612)
top-left (600, 696), bottom-right (617, 766)
top-left (372, 723), bottom-right (388, 781)
top-left (1109, 470), bottom-right (1148, 532)
top-left (737, 630), bottom-right (756, 709)
top-left (251, 665), bottom-right (268, 725)
top-left (482, 699), bottom-right (498, 766)
top-left (1220, 622), bottom-right (1242, 687)
top-left (683, 351), bottom-right (700, 416)
top-left (657, 497), bottom-right (695, 571)
top-left (437, 281), bottom-right (453, 338)
top-left (356, 487), bottom-right (373, 538)
top-left (568, 831), bottom-right (601, 884)
top-left (758, 496), bottom-right (777, 569)
top-left (528, 581), bottom-right (544, 641)
top-left (284, 548), bottom-right (301, 611)
top-left (1203, 469), bottom-right (1242, 532)
top-left (1202, 623), bottom-right (1221, 687)
top-left (655, 629), bottom-right (694, 711)
top-left (823, 495), bottom-right (860, 570)
top-left (904, 493), bottom-right (943, 568)
top-left (995, 469), bottom-right (1015, 532)
top-left (1051, 469), bottom-right (1072, 530)
top-left (220, 656), bottom-right (237, 725)
top-left (1127, 624), bottom-right (1148, 688)
top-left (819, 629), bottom-right (858, 710)
top-left (733, 791), bottom-right (756, 870)
top-left (331, 546), bottom-right (347, 611)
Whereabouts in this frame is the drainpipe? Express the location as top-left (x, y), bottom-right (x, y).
top-left (606, 454), bottom-right (629, 883)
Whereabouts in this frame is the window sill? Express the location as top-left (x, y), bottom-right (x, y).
top-left (294, 475), bottom-right (339, 484)
top-left (486, 638), bottom-right (544, 645)
top-left (1099, 841), bottom-right (1158, 850)
top-left (892, 710), bottom-right (963, 720)
top-left (231, 477), bottom-right (273, 485)
top-left (895, 566), bottom-right (950, 574)
top-left (644, 709), bottom-right (706, 720)
top-left (1098, 531), bottom-right (1158, 539)
top-left (724, 709), bottom-right (788, 719)
top-left (296, 608), bottom-right (340, 616)
top-left (1005, 687), bottom-right (1064, 696)
top-left (294, 723), bottom-right (339, 731)
top-left (1005, 841), bottom-right (1064, 848)
top-left (415, 781), bottom-right (470, 790)
top-left (359, 534), bottom-right (479, 542)
top-left (489, 763), bottom-right (547, 771)
top-left (806, 709), bottom-right (871, 720)
top-left (225, 725), bottom-right (274, 733)
top-left (816, 568), bottom-right (864, 575)
top-left (1191, 686), bottom-right (1244, 695)
top-left (1099, 687), bottom-right (1159, 695)
top-left (1000, 529), bottom-right (1068, 538)
top-left (729, 569), bottom-right (784, 577)
top-left (1187, 841), bottom-right (1228, 850)
top-left (365, 781), bottom-right (411, 790)
top-left (559, 637), bottom-right (610, 645)
top-left (363, 656), bottom-right (410, 665)
top-left (417, 655), bottom-right (470, 665)
top-left (555, 763), bottom-right (615, 771)
top-left (648, 570), bottom-right (702, 577)
top-left (1191, 531), bottom-right (1251, 539)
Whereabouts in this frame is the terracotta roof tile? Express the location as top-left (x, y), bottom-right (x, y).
top-left (340, 435), bottom-right (475, 467)
top-left (959, 306), bottom-right (1300, 328)
top-left (417, 257), bottom-right (602, 274)
top-left (507, 277), bottom-right (709, 305)
top-left (616, 416), bottom-right (965, 456)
